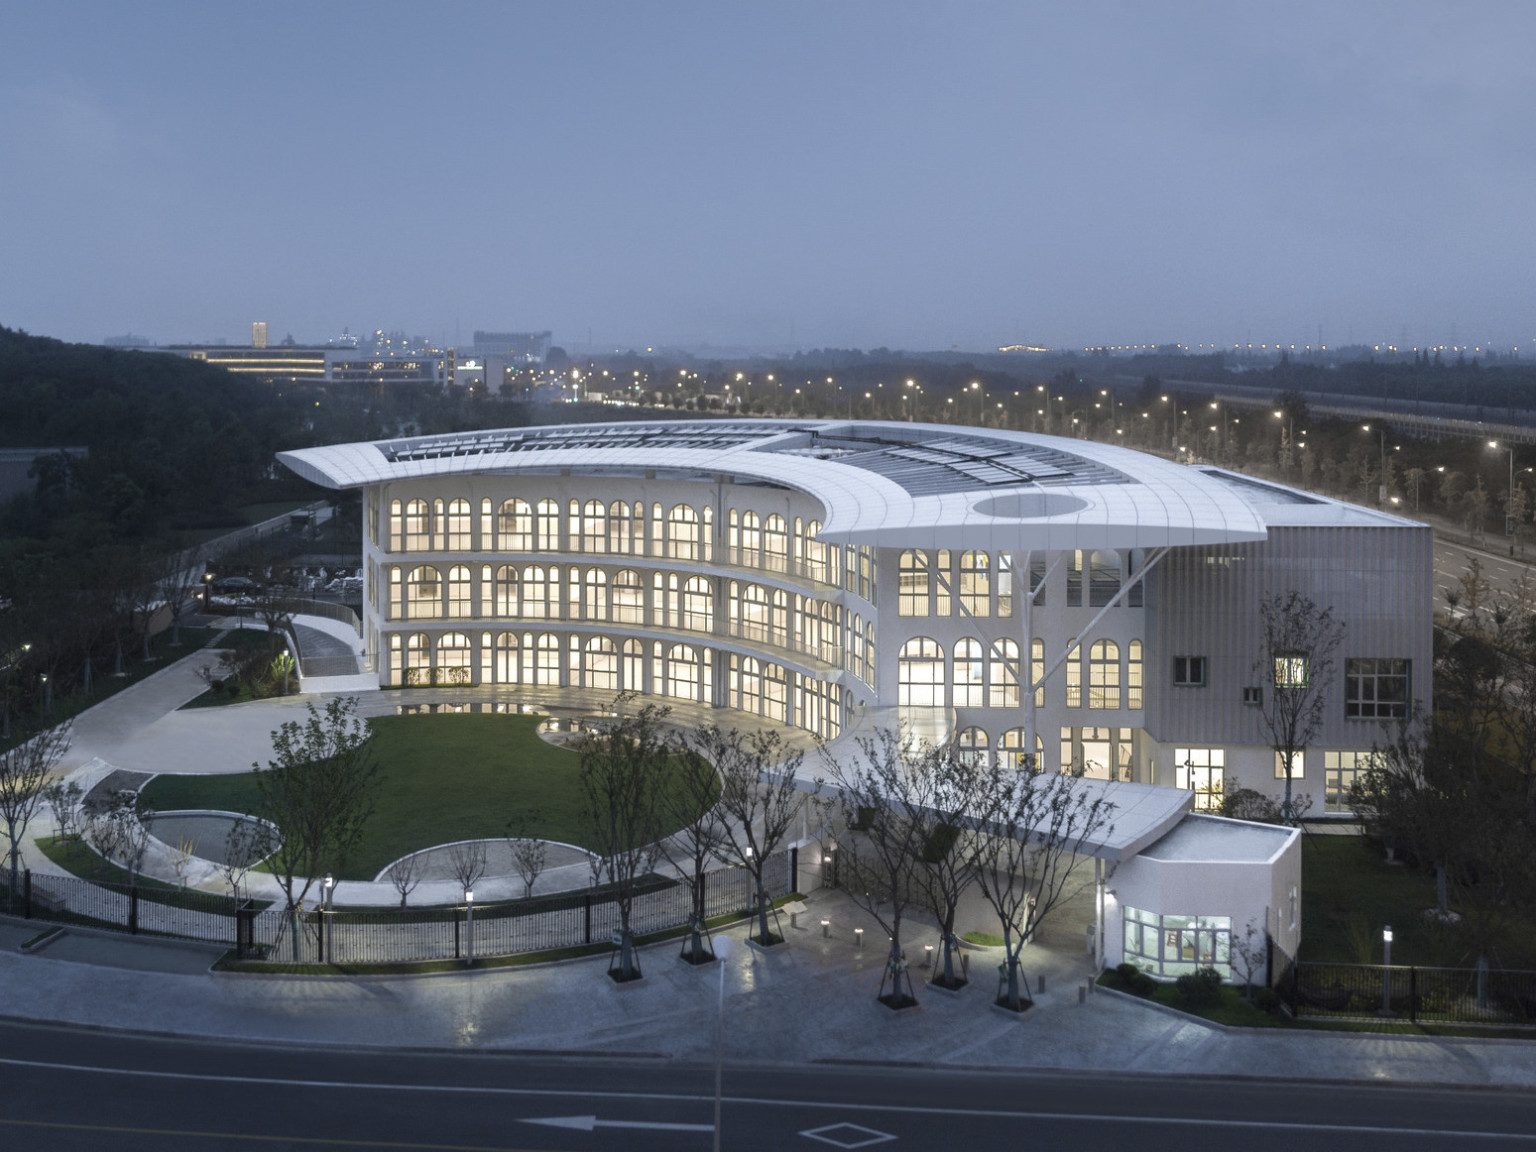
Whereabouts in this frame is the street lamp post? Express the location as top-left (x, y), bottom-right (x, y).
top-left (1380, 925), bottom-right (1394, 1016)
top-left (713, 934), bottom-right (734, 1152)
top-left (1490, 440), bottom-right (1517, 540)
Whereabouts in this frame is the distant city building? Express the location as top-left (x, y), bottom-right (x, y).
top-left (101, 334), bottom-right (154, 349)
top-left (170, 345), bottom-right (328, 382)
top-left (328, 357), bottom-right (446, 387)
top-left (252, 322), bottom-right (269, 349)
top-left (472, 330), bottom-right (551, 364)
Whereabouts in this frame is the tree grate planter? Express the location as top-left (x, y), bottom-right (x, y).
top-left (878, 993), bottom-right (922, 1013)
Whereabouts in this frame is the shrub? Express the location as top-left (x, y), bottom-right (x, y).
top-left (1115, 962), bottom-right (1156, 996)
top-left (1175, 965), bottom-right (1224, 1005)
top-left (1254, 986), bottom-right (1282, 1014)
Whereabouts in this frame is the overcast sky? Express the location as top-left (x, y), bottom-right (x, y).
top-left (2, 2), bottom-right (1531, 353)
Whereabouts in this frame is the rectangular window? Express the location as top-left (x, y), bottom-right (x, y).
top-left (1345, 658), bottom-right (1410, 720)
top-left (1273, 652), bottom-right (1309, 688)
top-left (1324, 750), bottom-right (1376, 813)
top-left (1174, 747), bottom-right (1225, 811)
top-left (934, 550), bottom-right (951, 617)
top-left (1066, 643), bottom-right (1081, 708)
top-left (997, 554), bottom-right (1013, 618)
top-left (898, 551), bottom-right (929, 617)
top-left (1243, 686), bottom-right (1262, 707)
top-left (1127, 640), bottom-right (1143, 710)
top-left (1173, 656), bottom-right (1206, 686)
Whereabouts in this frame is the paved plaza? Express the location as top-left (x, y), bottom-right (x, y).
top-left (11, 627), bottom-right (1536, 1089)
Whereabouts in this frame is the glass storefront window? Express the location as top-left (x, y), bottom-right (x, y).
top-left (1122, 906), bottom-right (1230, 979)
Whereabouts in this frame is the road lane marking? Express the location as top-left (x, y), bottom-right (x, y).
top-left (0, 1054), bottom-right (1534, 1142)
top-left (523, 1114), bottom-right (712, 1132)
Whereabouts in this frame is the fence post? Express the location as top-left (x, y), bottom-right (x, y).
top-left (128, 886), bottom-right (139, 935)
top-left (790, 846), bottom-right (798, 896)
top-left (1265, 933), bottom-right (1273, 987)
top-left (584, 893), bottom-right (592, 945)
top-left (454, 913), bottom-right (461, 960)
top-left (1410, 967), bottom-right (1418, 1025)
top-left (23, 869), bottom-right (31, 919)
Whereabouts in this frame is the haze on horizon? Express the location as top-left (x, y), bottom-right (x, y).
top-left (1, 1), bottom-right (1532, 354)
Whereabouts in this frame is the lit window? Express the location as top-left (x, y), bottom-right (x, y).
top-left (1174, 747), bottom-right (1225, 811)
top-left (898, 637), bottom-right (944, 707)
top-left (898, 551), bottom-right (929, 617)
top-left (444, 499), bottom-right (471, 551)
top-left (959, 551), bottom-right (990, 616)
top-left (1273, 652), bottom-right (1309, 688)
top-left (498, 499), bottom-right (533, 551)
top-left (953, 639), bottom-right (983, 707)
top-left (1088, 640), bottom-right (1120, 709)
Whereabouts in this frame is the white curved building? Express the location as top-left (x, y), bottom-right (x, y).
top-left (279, 418), bottom-right (1431, 815)
top-left (280, 417), bottom-right (1432, 979)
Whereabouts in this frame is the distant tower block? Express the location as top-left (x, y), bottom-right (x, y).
top-left (252, 321), bottom-right (269, 349)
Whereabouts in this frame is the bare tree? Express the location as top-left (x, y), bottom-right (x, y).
top-left (506, 812), bottom-right (549, 902)
top-left (706, 724), bottom-right (810, 946)
top-left (84, 789), bottom-right (151, 884)
top-left (0, 721), bottom-right (72, 904)
top-left (580, 703), bottom-right (672, 981)
top-left (658, 740), bottom-right (729, 963)
top-left (42, 778), bottom-right (84, 841)
top-left (911, 744), bottom-right (996, 990)
top-left (254, 696), bottom-right (382, 960)
top-left (384, 853), bottom-right (422, 909)
top-left (159, 550), bottom-right (203, 648)
top-left (446, 839), bottom-right (489, 896)
top-left (221, 818), bottom-right (265, 901)
top-left (971, 770), bottom-right (1116, 1012)
top-left (1254, 590), bottom-right (1344, 823)
top-left (822, 729), bottom-right (933, 1007)
top-left (1229, 918), bottom-right (1268, 1001)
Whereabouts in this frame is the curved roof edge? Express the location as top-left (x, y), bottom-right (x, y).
top-left (278, 418), bottom-right (1293, 549)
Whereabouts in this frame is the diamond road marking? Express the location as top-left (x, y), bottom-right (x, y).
top-left (799, 1121), bottom-right (897, 1148)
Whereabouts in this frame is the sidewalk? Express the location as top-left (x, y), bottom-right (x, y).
top-left (5, 889), bottom-right (1536, 1088)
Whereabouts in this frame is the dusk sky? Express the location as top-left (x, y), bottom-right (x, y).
top-left (2, 2), bottom-right (1532, 353)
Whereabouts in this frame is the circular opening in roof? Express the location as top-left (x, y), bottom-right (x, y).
top-left (971, 492), bottom-right (1088, 520)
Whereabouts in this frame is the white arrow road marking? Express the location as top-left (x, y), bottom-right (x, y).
top-left (522, 1114), bottom-right (714, 1132)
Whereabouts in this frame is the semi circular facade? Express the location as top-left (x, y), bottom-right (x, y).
top-left (280, 418), bottom-right (1431, 811)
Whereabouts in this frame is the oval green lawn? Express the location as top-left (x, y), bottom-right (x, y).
top-left (140, 713), bottom-right (597, 881)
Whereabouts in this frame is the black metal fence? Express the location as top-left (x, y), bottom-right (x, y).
top-left (1283, 961), bottom-right (1536, 1026)
top-left (6, 850), bottom-right (786, 967)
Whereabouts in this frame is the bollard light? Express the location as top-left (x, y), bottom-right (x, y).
top-left (923, 944), bottom-right (933, 969)
top-left (854, 927), bottom-right (863, 950)
top-left (821, 918), bottom-right (830, 938)
top-left (322, 873), bottom-right (334, 911)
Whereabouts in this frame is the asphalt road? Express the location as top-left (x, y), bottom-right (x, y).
top-left (2, 1020), bottom-right (1536, 1151)
top-left (1434, 536), bottom-right (1536, 612)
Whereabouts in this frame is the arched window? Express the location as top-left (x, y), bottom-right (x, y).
top-left (668, 505), bottom-right (701, 561)
top-left (446, 565), bottom-right (472, 618)
top-left (864, 620), bottom-right (876, 688)
top-left (403, 500), bottom-right (431, 551)
top-left (898, 550), bottom-right (929, 617)
top-left (498, 499), bottom-right (533, 551)
top-left (734, 584), bottom-right (766, 642)
top-left (953, 638), bottom-right (984, 707)
top-left (389, 499), bottom-right (403, 551)
top-left (404, 632), bottom-right (431, 686)
top-left (405, 566), bottom-right (442, 619)
top-left (763, 514), bottom-right (788, 572)
top-left (536, 499), bottom-right (561, 551)
top-left (583, 569), bottom-right (608, 620)
top-left (622, 638), bottom-right (644, 691)
top-left (582, 501), bottom-right (607, 553)
top-left (1031, 638), bottom-right (1045, 706)
top-left (445, 499), bottom-right (471, 550)
top-left (739, 655), bottom-right (763, 714)
top-left (999, 728), bottom-right (1043, 772)
top-left (494, 565), bottom-right (519, 616)
top-left (1128, 640), bottom-right (1143, 709)
top-left (534, 633), bottom-right (561, 686)
top-left (388, 566), bottom-right (403, 620)
top-left (681, 576), bottom-right (713, 631)
top-left (898, 638), bottom-right (944, 707)
top-left (666, 644), bottom-right (701, 700)
top-left (521, 566), bottom-right (552, 619)
top-left (493, 632), bottom-right (520, 684)
top-left (988, 638), bottom-right (1020, 708)
top-left (1089, 640), bottom-right (1121, 709)
top-left (805, 520), bottom-right (828, 583)
top-left (584, 637), bottom-right (618, 691)
top-left (612, 569), bottom-right (644, 624)
top-left (1066, 642), bottom-right (1082, 708)
top-left (740, 511), bottom-right (762, 567)
top-left (607, 500), bottom-right (627, 554)
top-left (959, 551), bottom-right (990, 616)
top-left (762, 662), bottom-right (788, 722)
top-left (436, 632), bottom-right (472, 685)
top-left (956, 726), bottom-right (989, 769)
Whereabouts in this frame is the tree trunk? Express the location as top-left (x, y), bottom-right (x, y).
top-left (620, 926), bottom-right (636, 980)
top-left (755, 879), bottom-right (771, 943)
top-left (289, 904), bottom-right (303, 962)
top-left (82, 659), bottom-right (92, 696)
top-left (1436, 864), bottom-right (1449, 918)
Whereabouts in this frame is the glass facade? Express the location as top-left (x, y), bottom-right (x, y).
top-left (1123, 906), bottom-right (1231, 978)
